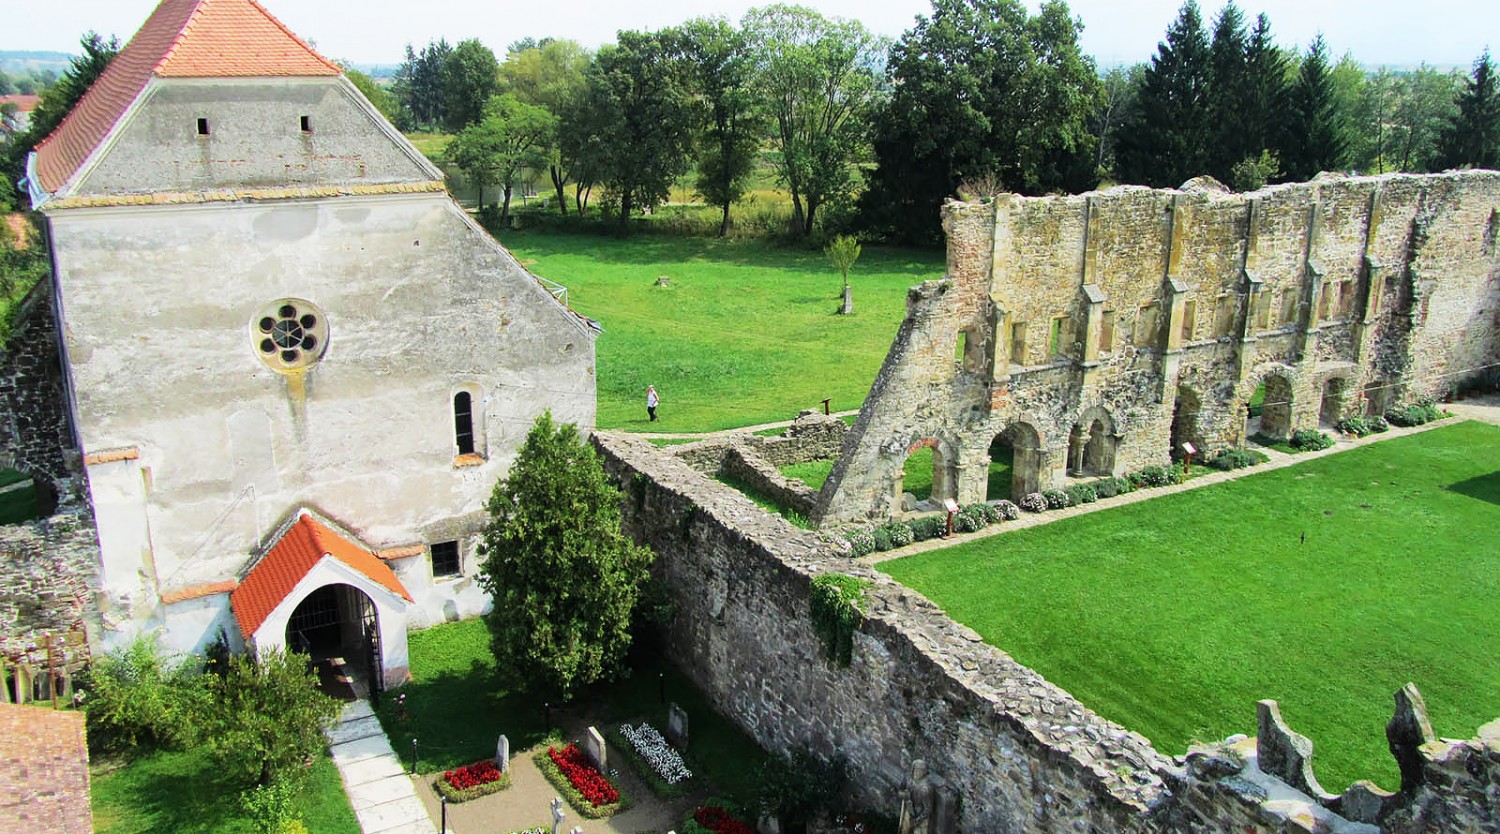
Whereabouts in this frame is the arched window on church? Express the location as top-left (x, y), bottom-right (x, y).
top-left (454, 392), bottom-right (475, 456)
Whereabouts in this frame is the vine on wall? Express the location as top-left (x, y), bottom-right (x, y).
top-left (810, 573), bottom-right (870, 667)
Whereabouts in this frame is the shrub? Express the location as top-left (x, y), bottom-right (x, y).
top-left (847, 530), bottom-right (876, 557)
top-left (1289, 429), bottom-right (1335, 451)
top-left (1368, 415), bottom-right (1389, 433)
top-left (953, 510), bottom-right (982, 533)
top-left (993, 500), bottom-right (1020, 520)
top-left (1207, 448), bottom-right (1267, 471)
top-left (974, 502), bottom-right (1002, 524)
top-left (1169, 462), bottom-right (1188, 484)
top-left (910, 516), bottom-right (945, 540)
top-left (756, 749), bottom-right (846, 831)
top-left (1064, 483), bottom-right (1097, 505)
top-left (1018, 492), bottom-right (1048, 513)
top-left (1129, 466), bottom-right (1172, 488)
top-left (961, 502), bottom-right (995, 525)
top-left (1336, 416), bottom-right (1371, 437)
top-left (80, 636), bottom-right (206, 755)
top-left (871, 526), bottom-right (893, 552)
top-left (1385, 401), bottom-right (1443, 427)
top-left (202, 649), bottom-right (341, 787)
top-left (885, 521), bottom-right (916, 548)
top-left (1042, 489), bottom-right (1070, 509)
top-left (1094, 477), bottom-right (1133, 498)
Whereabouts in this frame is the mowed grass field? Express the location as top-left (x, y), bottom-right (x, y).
top-left (500, 231), bottom-right (944, 431)
top-left (880, 421), bottom-right (1500, 792)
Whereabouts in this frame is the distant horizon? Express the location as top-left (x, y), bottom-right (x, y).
top-left (9, 2), bottom-right (1497, 70)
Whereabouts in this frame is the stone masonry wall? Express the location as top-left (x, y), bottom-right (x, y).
top-left (817, 171), bottom-right (1500, 526)
top-left (0, 281), bottom-right (81, 505)
top-left (0, 509), bottom-right (101, 694)
top-left (600, 432), bottom-right (1499, 833)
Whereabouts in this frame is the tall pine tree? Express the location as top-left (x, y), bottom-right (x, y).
top-left (1284, 36), bottom-right (1348, 180)
top-left (1205, 2), bottom-right (1250, 183)
top-left (1239, 13), bottom-right (1291, 175)
top-left (1116, 1), bottom-right (1211, 187)
top-left (1437, 50), bottom-right (1500, 170)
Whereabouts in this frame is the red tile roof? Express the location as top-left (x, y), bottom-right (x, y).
top-left (0, 94), bottom-right (41, 112)
top-left (230, 513), bottom-right (413, 641)
top-left (32, 0), bottom-right (341, 194)
top-left (0, 704), bottom-right (93, 834)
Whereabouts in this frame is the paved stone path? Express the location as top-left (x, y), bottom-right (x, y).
top-left (865, 400), bottom-right (1499, 565)
top-left (326, 700), bottom-right (439, 834)
top-left (630, 409), bottom-right (859, 441)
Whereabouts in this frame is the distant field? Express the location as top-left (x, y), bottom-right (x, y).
top-left (880, 421), bottom-right (1500, 793)
top-left (501, 231), bottom-right (944, 432)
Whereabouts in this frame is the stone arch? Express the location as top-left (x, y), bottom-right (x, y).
top-left (1068, 406), bottom-right (1117, 477)
top-left (285, 582), bottom-right (381, 696)
top-left (1320, 375), bottom-right (1351, 427)
top-left (1252, 372), bottom-right (1295, 441)
top-left (895, 437), bottom-right (957, 513)
top-left (987, 422), bottom-right (1044, 501)
top-left (1171, 386), bottom-right (1204, 460)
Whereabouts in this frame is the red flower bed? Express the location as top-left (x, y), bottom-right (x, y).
top-left (442, 759), bottom-right (503, 791)
top-left (693, 805), bottom-right (756, 834)
top-left (548, 744), bottom-right (619, 807)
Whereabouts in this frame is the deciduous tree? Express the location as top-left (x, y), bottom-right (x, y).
top-left (447, 94), bottom-right (556, 222)
top-left (478, 412), bottom-right (652, 699)
top-left (443, 39), bottom-right (502, 132)
top-left (678, 18), bottom-right (763, 237)
top-left (201, 649), bottom-right (340, 786)
top-left (501, 39), bottom-right (591, 213)
top-left (825, 234), bottom-right (861, 314)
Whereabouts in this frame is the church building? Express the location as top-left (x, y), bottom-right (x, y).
top-left (23, 0), bottom-right (598, 688)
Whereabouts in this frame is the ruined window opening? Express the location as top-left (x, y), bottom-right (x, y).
top-left (1100, 310), bottom-right (1115, 352)
top-left (454, 392), bottom-right (476, 455)
top-left (1281, 290), bottom-right (1298, 326)
top-left (196, 117), bottom-right (210, 136)
top-left (1318, 283), bottom-right (1334, 320)
top-left (955, 331), bottom-right (968, 366)
top-left (1255, 291), bottom-right (1273, 330)
top-left (1180, 300), bottom-right (1197, 342)
top-left (1049, 317), bottom-right (1070, 358)
top-left (252, 298), bottom-right (329, 372)
top-left (1338, 281), bottom-right (1355, 317)
top-left (430, 541), bottom-right (461, 578)
top-left (300, 115), bottom-right (312, 133)
top-left (1215, 295), bottom-right (1236, 337)
top-left (1010, 322), bottom-right (1027, 366)
top-left (1136, 304), bottom-right (1159, 347)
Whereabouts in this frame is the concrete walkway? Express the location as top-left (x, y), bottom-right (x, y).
top-left (327, 700), bottom-right (439, 834)
top-left (629, 409), bottom-right (859, 440)
top-left (865, 400), bottom-right (1499, 565)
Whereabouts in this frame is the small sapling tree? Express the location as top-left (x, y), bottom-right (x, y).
top-left (478, 412), bottom-right (653, 700)
top-left (201, 648), bottom-right (340, 786)
top-left (825, 234), bottom-right (862, 315)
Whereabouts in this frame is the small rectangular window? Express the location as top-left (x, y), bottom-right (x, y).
top-left (454, 392), bottom-right (476, 455)
top-left (196, 117), bottom-right (210, 136)
top-left (1136, 304), bottom-right (1159, 347)
top-left (1049, 317), bottom-right (1070, 357)
top-left (1099, 310), bottom-right (1114, 352)
top-left (431, 541), bottom-right (461, 578)
top-left (1180, 300), bottom-right (1197, 342)
top-left (1216, 295), bottom-right (1237, 337)
top-left (1281, 291), bottom-right (1298, 326)
top-left (300, 115), bottom-right (312, 133)
top-left (1010, 322), bottom-right (1027, 366)
top-left (1255, 292), bottom-right (1272, 330)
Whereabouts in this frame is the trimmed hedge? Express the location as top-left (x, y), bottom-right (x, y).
top-left (1290, 429), bottom-right (1335, 451)
top-left (1207, 448), bottom-right (1268, 471)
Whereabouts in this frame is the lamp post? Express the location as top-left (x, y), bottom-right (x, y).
top-left (440, 794), bottom-right (448, 833)
top-left (410, 738), bottom-right (418, 774)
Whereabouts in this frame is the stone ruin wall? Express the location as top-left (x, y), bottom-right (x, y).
top-left (597, 432), bottom-right (1500, 833)
top-left (815, 170), bottom-right (1500, 527)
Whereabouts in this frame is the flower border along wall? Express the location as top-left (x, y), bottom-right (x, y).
top-left (534, 744), bottom-right (631, 818)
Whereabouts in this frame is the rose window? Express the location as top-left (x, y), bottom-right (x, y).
top-left (252, 299), bottom-right (328, 371)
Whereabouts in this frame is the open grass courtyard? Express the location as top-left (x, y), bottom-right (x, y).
top-left (500, 231), bottom-right (944, 432)
top-left (879, 421), bottom-right (1500, 793)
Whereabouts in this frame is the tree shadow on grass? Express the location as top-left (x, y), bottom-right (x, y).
top-left (1446, 471), bottom-right (1500, 505)
top-left (375, 658), bottom-right (549, 773)
top-left (93, 748), bottom-right (253, 834)
top-left (500, 229), bottom-right (942, 275)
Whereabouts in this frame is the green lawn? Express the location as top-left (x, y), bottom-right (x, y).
top-left (781, 459), bottom-right (835, 491)
top-left (91, 748), bottom-right (358, 834)
top-left (880, 421), bottom-right (1500, 793)
top-left (901, 447), bottom-right (934, 501)
top-left (377, 618), bottom-right (769, 803)
top-left (500, 231), bottom-right (944, 432)
top-left (0, 468), bottom-right (41, 525)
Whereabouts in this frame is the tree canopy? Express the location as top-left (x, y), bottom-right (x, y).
top-left (1438, 50), bottom-right (1500, 170)
top-left (478, 412), bottom-right (653, 699)
top-left (677, 18), bottom-right (764, 237)
top-left (447, 93), bottom-right (556, 222)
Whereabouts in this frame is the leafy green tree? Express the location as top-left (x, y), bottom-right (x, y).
top-left (1228, 149), bottom-right (1280, 191)
top-left (567, 30), bottom-right (694, 232)
top-left (1330, 54), bottom-right (1373, 171)
top-left (448, 94), bottom-right (556, 222)
top-left (744, 4), bottom-right (885, 238)
top-left (825, 234), bottom-right (861, 314)
top-left (393, 39), bottom-right (452, 131)
top-left (678, 18), bottom-right (763, 237)
top-left (859, 0), bottom-right (1098, 243)
top-left (1390, 66), bottom-right (1460, 172)
top-left (500, 39), bottom-right (591, 213)
top-left (1239, 13), bottom-right (1292, 166)
top-left (1437, 50), bottom-right (1500, 170)
top-left (443, 39), bottom-right (502, 132)
top-left (79, 636), bottom-right (206, 754)
top-left (1093, 64), bottom-right (1143, 182)
top-left (478, 412), bottom-right (652, 700)
top-left (0, 72), bottom-right (13, 96)
top-left (201, 649), bottom-right (340, 786)
top-left (342, 65), bottom-right (399, 123)
top-left (2, 31), bottom-right (118, 210)
top-left (1116, 1), bottom-right (1212, 187)
top-left (1283, 36), bottom-right (1349, 180)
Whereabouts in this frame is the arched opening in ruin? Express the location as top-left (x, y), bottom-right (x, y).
top-left (895, 439), bottom-right (955, 512)
top-left (1067, 408), bottom-right (1117, 477)
top-left (1320, 377), bottom-right (1348, 427)
top-left (988, 423), bottom-right (1043, 500)
top-left (1171, 387), bottom-right (1203, 461)
top-left (285, 583), bottom-right (381, 700)
top-left (1254, 375), bottom-right (1294, 440)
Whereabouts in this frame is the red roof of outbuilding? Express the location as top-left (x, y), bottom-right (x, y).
top-left (0, 94), bottom-right (41, 112)
top-left (32, 0), bottom-right (341, 194)
top-left (230, 513), bottom-right (413, 641)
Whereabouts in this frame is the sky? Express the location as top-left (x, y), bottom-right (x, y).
top-left (11, 0), bottom-right (1498, 70)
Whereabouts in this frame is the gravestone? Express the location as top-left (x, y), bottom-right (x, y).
top-left (584, 725), bottom-right (607, 774)
top-left (550, 796), bottom-right (564, 834)
top-left (667, 702), bottom-right (690, 749)
top-left (495, 734), bottom-right (510, 771)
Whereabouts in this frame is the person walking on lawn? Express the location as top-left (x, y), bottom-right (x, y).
top-left (647, 385), bottom-right (660, 422)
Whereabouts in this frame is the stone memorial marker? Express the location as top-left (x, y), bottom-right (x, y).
top-left (584, 725), bottom-right (607, 774)
top-left (495, 733), bottom-right (510, 771)
top-left (550, 796), bottom-right (564, 834)
top-left (667, 701), bottom-right (690, 749)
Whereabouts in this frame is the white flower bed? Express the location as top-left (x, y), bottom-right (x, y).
top-left (618, 722), bottom-right (691, 784)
